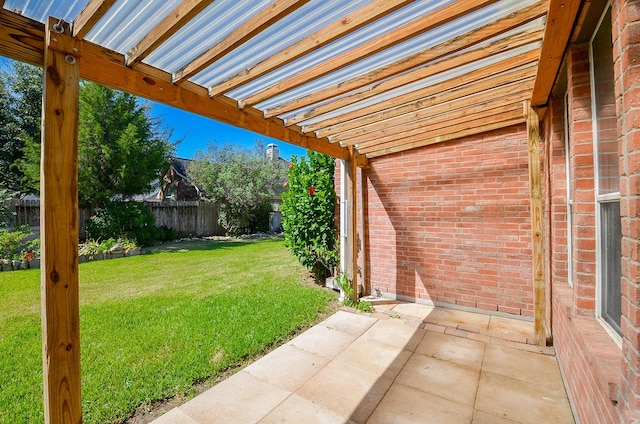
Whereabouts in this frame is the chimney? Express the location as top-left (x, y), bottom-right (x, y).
top-left (266, 143), bottom-right (279, 161)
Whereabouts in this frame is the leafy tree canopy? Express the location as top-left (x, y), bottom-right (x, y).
top-left (76, 83), bottom-right (174, 205)
top-left (0, 61), bottom-right (42, 192)
top-left (1, 59), bottom-right (175, 205)
top-left (188, 141), bottom-right (288, 235)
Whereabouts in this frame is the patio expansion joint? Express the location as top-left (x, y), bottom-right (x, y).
top-left (362, 308), bottom-right (556, 357)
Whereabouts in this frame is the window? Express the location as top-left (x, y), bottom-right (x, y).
top-left (590, 5), bottom-right (622, 340)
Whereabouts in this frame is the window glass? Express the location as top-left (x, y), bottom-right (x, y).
top-left (592, 8), bottom-right (618, 195)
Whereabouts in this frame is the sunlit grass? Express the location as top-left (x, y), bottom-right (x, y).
top-left (0, 238), bottom-right (336, 423)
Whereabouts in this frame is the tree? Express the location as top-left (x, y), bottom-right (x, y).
top-left (13, 76), bottom-right (174, 205)
top-left (280, 151), bottom-right (337, 281)
top-left (77, 83), bottom-right (173, 205)
top-left (0, 61), bottom-right (42, 193)
top-left (188, 142), bottom-right (288, 235)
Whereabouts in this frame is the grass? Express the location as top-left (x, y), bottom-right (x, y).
top-left (0, 238), bottom-right (337, 423)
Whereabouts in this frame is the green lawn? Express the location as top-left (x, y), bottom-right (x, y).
top-left (0, 238), bottom-right (336, 423)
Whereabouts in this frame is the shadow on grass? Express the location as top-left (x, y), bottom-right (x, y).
top-left (142, 237), bottom-right (283, 255)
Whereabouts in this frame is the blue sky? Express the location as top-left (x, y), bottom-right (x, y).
top-left (151, 103), bottom-right (307, 161)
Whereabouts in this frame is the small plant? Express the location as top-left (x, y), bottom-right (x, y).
top-left (0, 225), bottom-right (34, 260)
top-left (335, 272), bottom-right (373, 313)
top-left (79, 239), bottom-right (101, 257)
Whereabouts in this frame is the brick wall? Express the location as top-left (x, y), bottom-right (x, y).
top-left (614, 0), bottom-right (640, 420)
top-left (543, 1), bottom-right (640, 421)
top-left (362, 125), bottom-right (533, 316)
top-left (567, 43), bottom-right (598, 316)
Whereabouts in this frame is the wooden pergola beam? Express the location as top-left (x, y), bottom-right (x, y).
top-left (0, 8), bottom-right (350, 161)
top-left (366, 116), bottom-right (524, 158)
top-left (126, 0), bottom-right (217, 66)
top-left (205, 0), bottom-right (415, 97)
top-left (284, 26), bottom-right (544, 126)
top-left (329, 91), bottom-right (530, 143)
top-left (310, 67), bottom-right (536, 137)
top-left (40, 17), bottom-right (82, 423)
top-left (524, 100), bottom-right (547, 346)
top-left (531, 0), bottom-right (582, 109)
top-left (170, 0), bottom-right (309, 82)
top-left (305, 52), bottom-right (538, 135)
top-left (261, 1), bottom-right (546, 117)
top-left (72, 0), bottom-right (117, 38)
top-left (348, 103), bottom-right (523, 147)
top-left (241, 0), bottom-right (502, 108)
top-left (358, 109), bottom-right (523, 154)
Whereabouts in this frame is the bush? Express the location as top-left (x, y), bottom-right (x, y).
top-left (0, 225), bottom-right (37, 260)
top-left (281, 151), bottom-right (338, 281)
top-left (85, 201), bottom-right (171, 247)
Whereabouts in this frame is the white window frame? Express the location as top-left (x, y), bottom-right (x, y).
top-left (564, 92), bottom-right (573, 287)
top-left (589, 2), bottom-right (622, 346)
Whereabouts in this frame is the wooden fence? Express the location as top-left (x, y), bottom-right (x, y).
top-left (5, 199), bottom-right (225, 239)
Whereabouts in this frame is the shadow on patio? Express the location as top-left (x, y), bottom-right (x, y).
top-left (150, 301), bottom-right (574, 424)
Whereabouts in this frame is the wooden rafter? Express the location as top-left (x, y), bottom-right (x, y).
top-left (315, 79), bottom-right (534, 140)
top-left (0, 9), bottom-right (349, 161)
top-left (72, 0), bottom-right (117, 38)
top-left (358, 108), bottom-right (523, 153)
top-left (126, 0), bottom-right (216, 66)
top-left (333, 96), bottom-right (522, 144)
top-left (304, 51), bottom-right (538, 135)
top-left (309, 64), bottom-right (537, 137)
top-left (250, 1), bottom-right (546, 114)
top-left (240, 0), bottom-right (501, 108)
top-left (171, 0), bottom-right (309, 83)
top-left (332, 90), bottom-right (531, 143)
top-left (284, 26), bottom-right (544, 126)
top-left (530, 0), bottom-right (582, 108)
top-left (340, 101), bottom-right (523, 146)
top-left (205, 0), bottom-right (415, 96)
top-left (366, 116), bottom-right (524, 158)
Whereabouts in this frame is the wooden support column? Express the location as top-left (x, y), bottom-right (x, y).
top-left (346, 147), bottom-right (358, 302)
top-left (40, 18), bottom-right (82, 423)
top-left (358, 167), bottom-right (368, 296)
top-left (524, 101), bottom-right (547, 346)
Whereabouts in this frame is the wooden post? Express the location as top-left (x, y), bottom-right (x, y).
top-left (524, 101), bottom-right (547, 346)
top-left (358, 167), bottom-right (367, 296)
top-left (346, 147), bottom-right (358, 302)
top-left (40, 18), bottom-right (82, 423)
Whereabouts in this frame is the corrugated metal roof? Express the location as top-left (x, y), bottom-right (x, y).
top-left (1, 0), bottom-right (549, 159)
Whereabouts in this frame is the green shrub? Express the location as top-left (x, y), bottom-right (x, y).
top-left (281, 151), bottom-right (338, 281)
top-left (0, 225), bottom-right (35, 260)
top-left (85, 201), bottom-right (166, 246)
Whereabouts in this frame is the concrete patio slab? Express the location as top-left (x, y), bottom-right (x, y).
top-left (296, 358), bottom-right (395, 423)
top-left (475, 370), bottom-right (575, 424)
top-left (243, 343), bottom-right (328, 392)
top-left (396, 353), bottom-right (481, 406)
top-left (416, 329), bottom-right (486, 369)
top-left (483, 344), bottom-right (565, 388)
top-left (358, 318), bottom-right (426, 351)
top-left (488, 315), bottom-right (534, 339)
top-left (388, 302), bottom-right (437, 320)
top-left (178, 371), bottom-right (291, 424)
top-left (367, 384), bottom-right (474, 424)
top-left (152, 304), bottom-right (574, 424)
top-left (433, 307), bottom-right (491, 329)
